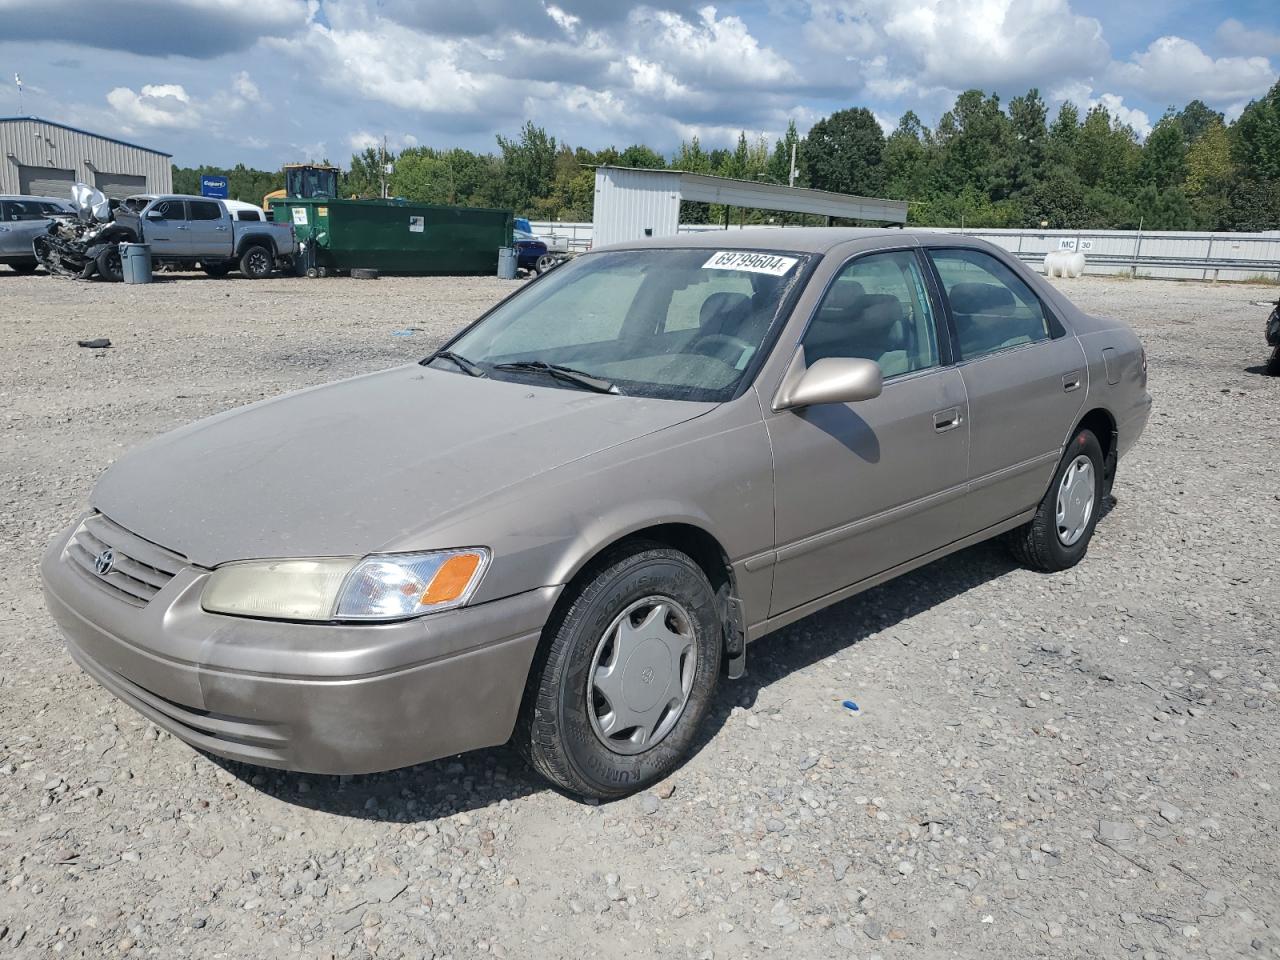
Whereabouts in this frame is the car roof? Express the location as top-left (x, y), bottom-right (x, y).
top-left (0, 194), bottom-right (74, 205)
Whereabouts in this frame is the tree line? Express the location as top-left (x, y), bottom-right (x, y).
top-left (173, 79), bottom-right (1280, 231)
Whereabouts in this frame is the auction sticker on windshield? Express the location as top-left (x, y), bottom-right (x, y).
top-left (703, 251), bottom-right (799, 276)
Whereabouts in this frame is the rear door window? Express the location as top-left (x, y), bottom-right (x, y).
top-left (928, 248), bottom-right (1050, 360)
top-left (188, 201), bottom-right (223, 221)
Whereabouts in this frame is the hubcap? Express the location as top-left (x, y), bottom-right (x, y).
top-left (1056, 454), bottom-right (1096, 546)
top-left (587, 596), bottom-right (697, 756)
top-left (249, 250), bottom-right (269, 272)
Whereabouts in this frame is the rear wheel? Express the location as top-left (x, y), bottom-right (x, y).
top-left (10, 261), bottom-right (38, 274)
top-left (1007, 429), bottom-right (1104, 572)
top-left (95, 245), bottom-right (123, 282)
top-left (517, 544), bottom-right (722, 800)
top-left (1267, 347), bottom-right (1280, 376)
top-left (239, 245), bottom-right (273, 279)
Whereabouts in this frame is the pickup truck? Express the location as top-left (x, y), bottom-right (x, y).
top-left (110, 194), bottom-right (296, 279)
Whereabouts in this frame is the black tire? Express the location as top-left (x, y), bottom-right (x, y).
top-left (535, 253), bottom-right (556, 274)
top-left (95, 245), bottom-right (123, 282)
top-left (203, 262), bottom-right (230, 278)
top-left (10, 261), bottom-right (38, 274)
top-left (238, 245), bottom-right (273, 279)
top-left (517, 544), bottom-right (722, 800)
top-left (1267, 347), bottom-right (1280, 377)
top-left (1008, 429), bottom-right (1105, 572)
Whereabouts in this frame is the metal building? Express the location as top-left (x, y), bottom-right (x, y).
top-left (0, 116), bottom-right (171, 200)
top-left (591, 165), bottom-right (907, 248)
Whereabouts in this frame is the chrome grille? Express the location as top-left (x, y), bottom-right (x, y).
top-left (66, 513), bottom-right (187, 606)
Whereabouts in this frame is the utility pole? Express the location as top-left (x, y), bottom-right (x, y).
top-left (788, 140), bottom-right (797, 188)
top-left (14, 74), bottom-right (23, 115)
top-left (379, 135), bottom-right (388, 199)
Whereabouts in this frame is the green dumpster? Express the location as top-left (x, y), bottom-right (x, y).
top-left (272, 198), bottom-right (512, 276)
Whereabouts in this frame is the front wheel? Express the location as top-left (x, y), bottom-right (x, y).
top-left (535, 253), bottom-right (556, 274)
top-left (239, 245), bottom-right (273, 279)
top-left (517, 544), bottom-right (722, 800)
top-left (1007, 429), bottom-right (1104, 572)
top-left (95, 245), bottom-right (123, 282)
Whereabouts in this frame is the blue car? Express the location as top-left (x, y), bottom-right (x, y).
top-left (513, 228), bottom-right (553, 274)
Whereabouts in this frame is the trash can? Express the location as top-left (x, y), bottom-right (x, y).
top-left (120, 243), bottom-right (153, 284)
top-left (497, 247), bottom-right (517, 280)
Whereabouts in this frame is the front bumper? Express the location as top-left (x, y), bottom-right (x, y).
top-left (42, 522), bottom-right (559, 775)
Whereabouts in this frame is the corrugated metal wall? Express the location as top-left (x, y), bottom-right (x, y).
top-left (535, 219), bottom-right (1280, 281)
top-left (592, 168), bottom-right (681, 248)
top-left (0, 118), bottom-right (171, 198)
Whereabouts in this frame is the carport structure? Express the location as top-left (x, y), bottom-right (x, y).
top-left (591, 165), bottom-right (908, 248)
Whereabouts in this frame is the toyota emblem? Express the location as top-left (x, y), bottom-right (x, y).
top-left (93, 548), bottom-right (115, 577)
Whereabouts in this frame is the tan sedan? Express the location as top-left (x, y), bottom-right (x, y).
top-left (42, 229), bottom-right (1150, 799)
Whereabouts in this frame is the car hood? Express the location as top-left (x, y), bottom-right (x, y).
top-left (91, 365), bottom-right (712, 567)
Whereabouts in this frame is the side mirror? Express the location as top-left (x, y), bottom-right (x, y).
top-left (145, 210), bottom-right (163, 221)
top-left (773, 350), bottom-right (883, 411)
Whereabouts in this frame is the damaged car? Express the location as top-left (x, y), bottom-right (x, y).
top-left (34, 185), bottom-right (296, 280)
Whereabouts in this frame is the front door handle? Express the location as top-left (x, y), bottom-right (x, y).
top-left (1062, 371), bottom-right (1083, 392)
top-left (933, 407), bottom-right (963, 433)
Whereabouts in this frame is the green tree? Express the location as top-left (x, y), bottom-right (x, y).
top-left (617, 144), bottom-right (666, 168)
top-left (1232, 79), bottom-right (1280, 182)
top-left (345, 147), bottom-right (389, 198)
top-left (1184, 119), bottom-right (1235, 227)
top-left (495, 122), bottom-right (558, 213)
top-left (1007, 88), bottom-right (1049, 195)
top-left (767, 120), bottom-right (802, 186)
top-left (882, 111), bottom-right (932, 204)
top-left (933, 90), bottom-right (1013, 198)
top-left (1176, 99), bottom-right (1224, 144)
top-left (800, 107), bottom-right (886, 195)
top-left (1139, 113), bottom-right (1188, 191)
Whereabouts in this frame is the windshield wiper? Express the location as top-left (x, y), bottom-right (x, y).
top-left (493, 360), bottom-right (620, 394)
top-left (430, 350), bottom-right (486, 377)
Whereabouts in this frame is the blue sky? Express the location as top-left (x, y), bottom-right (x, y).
top-left (0, 0), bottom-right (1276, 169)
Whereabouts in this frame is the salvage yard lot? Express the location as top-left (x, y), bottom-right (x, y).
top-left (1, 271), bottom-right (1276, 959)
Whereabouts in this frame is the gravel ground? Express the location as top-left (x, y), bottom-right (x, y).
top-left (1, 270), bottom-right (1277, 960)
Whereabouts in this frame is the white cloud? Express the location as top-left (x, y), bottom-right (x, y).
top-left (1049, 82), bottom-right (1151, 138)
top-left (806, 0), bottom-right (1109, 95)
top-left (544, 3), bottom-right (580, 36)
top-left (232, 72), bottom-right (261, 103)
top-left (1215, 18), bottom-right (1280, 58)
top-left (634, 5), bottom-right (796, 89)
top-left (106, 84), bottom-right (201, 129)
top-left (1112, 35), bottom-right (1275, 103)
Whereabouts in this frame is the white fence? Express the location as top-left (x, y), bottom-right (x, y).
top-left (529, 221), bottom-right (1280, 282)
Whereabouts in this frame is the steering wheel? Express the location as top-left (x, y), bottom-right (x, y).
top-left (691, 333), bottom-right (754, 369)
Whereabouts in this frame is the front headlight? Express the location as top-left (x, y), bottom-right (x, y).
top-left (201, 548), bottom-right (490, 622)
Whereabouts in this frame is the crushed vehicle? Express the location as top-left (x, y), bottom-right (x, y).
top-left (34, 185), bottom-right (297, 280)
top-left (32, 184), bottom-right (134, 280)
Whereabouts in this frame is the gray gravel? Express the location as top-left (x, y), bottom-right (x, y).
top-left (1, 270), bottom-right (1277, 959)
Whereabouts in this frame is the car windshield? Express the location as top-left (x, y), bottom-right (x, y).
top-left (513, 229), bottom-right (537, 241)
top-left (437, 247), bottom-right (810, 402)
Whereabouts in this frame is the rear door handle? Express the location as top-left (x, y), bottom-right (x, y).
top-left (1062, 371), bottom-right (1082, 392)
top-left (933, 407), bottom-right (963, 433)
